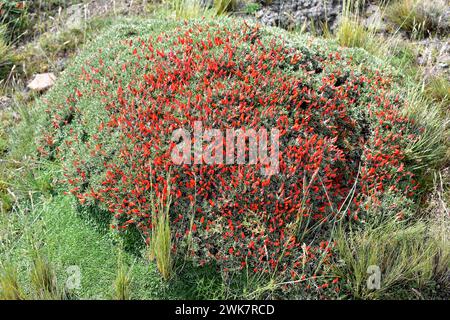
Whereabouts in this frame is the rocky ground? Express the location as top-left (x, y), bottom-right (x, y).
top-left (255, 0), bottom-right (342, 31)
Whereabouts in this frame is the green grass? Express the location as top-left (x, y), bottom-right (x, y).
top-left (0, 0), bottom-right (29, 42)
top-left (0, 1), bottom-right (88, 43)
top-left (0, 190), bottom-right (165, 299)
top-left (36, 195), bottom-right (163, 299)
top-left (383, 37), bottom-right (420, 79)
top-left (331, 3), bottom-right (448, 187)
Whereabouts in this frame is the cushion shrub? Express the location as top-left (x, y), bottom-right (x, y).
top-left (38, 18), bottom-right (423, 294)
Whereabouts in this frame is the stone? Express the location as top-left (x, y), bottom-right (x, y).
top-left (27, 73), bottom-right (56, 92)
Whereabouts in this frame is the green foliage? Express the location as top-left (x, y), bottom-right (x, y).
top-left (39, 196), bottom-right (161, 299)
top-left (383, 38), bottom-right (420, 79)
top-left (0, 1), bottom-right (88, 42)
top-left (332, 11), bottom-right (447, 187)
top-left (0, 193), bottom-right (165, 299)
top-left (0, 99), bottom-right (54, 216)
top-left (172, 0), bottom-right (211, 19)
top-left (166, 261), bottom-right (282, 299)
top-left (342, 0), bottom-right (367, 17)
top-left (429, 215), bottom-right (450, 292)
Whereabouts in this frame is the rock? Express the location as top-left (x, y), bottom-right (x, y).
top-left (27, 73), bottom-right (56, 92)
top-left (254, 0), bottom-right (341, 32)
top-left (0, 96), bottom-right (11, 111)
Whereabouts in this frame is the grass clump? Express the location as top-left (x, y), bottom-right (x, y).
top-left (171, 0), bottom-right (235, 19)
top-left (333, 218), bottom-right (448, 299)
top-left (335, 16), bottom-right (377, 52)
top-left (0, 0), bottom-right (29, 42)
top-left (386, 0), bottom-right (449, 38)
top-left (383, 38), bottom-right (420, 78)
top-left (113, 265), bottom-right (131, 300)
top-left (30, 249), bottom-right (61, 299)
top-left (149, 176), bottom-right (174, 282)
top-left (429, 215), bottom-right (450, 293)
top-left (402, 86), bottom-right (448, 183)
top-left (425, 76), bottom-right (450, 105)
top-left (113, 252), bottom-right (132, 300)
top-left (214, 0), bottom-right (236, 15)
top-left (0, 24), bottom-right (15, 82)
top-left (0, 264), bottom-right (25, 300)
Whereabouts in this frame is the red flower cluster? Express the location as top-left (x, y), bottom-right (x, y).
top-left (41, 21), bottom-right (420, 292)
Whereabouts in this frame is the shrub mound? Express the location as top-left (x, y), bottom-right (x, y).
top-left (39, 19), bottom-right (422, 292)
